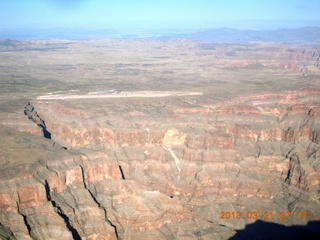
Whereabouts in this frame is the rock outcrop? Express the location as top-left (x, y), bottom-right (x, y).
top-left (0, 40), bottom-right (320, 239)
top-left (1, 88), bottom-right (320, 239)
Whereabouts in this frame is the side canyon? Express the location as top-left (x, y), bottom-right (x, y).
top-left (0, 40), bottom-right (320, 239)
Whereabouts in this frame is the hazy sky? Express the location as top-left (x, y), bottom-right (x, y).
top-left (0, 0), bottom-right (320, 30)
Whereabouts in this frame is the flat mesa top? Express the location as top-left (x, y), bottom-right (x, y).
top-left (37, 91), bottom-right (204, 100)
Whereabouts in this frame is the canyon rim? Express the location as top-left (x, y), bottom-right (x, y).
top-left (0, 36), bottom-right (320, 239)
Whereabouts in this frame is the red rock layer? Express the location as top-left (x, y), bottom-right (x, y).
top-left (1, 88), bottom-right (320, 239)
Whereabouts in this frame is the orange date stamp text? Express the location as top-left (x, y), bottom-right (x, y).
top-left (219, 211), bottom-right (308, 220)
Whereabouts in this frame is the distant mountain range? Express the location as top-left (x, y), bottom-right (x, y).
top-left (0, 26), bottom-right (319, 44)
top-left (179, 27), bottom-right (320, 44)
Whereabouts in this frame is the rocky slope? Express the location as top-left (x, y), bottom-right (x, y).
top-left (0, 40), bottom-right (320, 239)
top-left (0, 88), bottom-right (320, 239)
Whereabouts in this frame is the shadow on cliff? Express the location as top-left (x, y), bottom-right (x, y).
top-left (24, 102), bottom-right (52, 140)
top-left (229, 220), bottom-right (320, 240)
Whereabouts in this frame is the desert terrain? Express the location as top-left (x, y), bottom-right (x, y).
top-left (0, 38), bottom-right (320, 239)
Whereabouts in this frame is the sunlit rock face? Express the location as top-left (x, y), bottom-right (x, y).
top-left (1, 88), bottom-right (319, 240)
top-left (0, 39), bottom-right (320, 239)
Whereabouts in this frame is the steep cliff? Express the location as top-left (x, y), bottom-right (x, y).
top-left (1, 88), bottom-right (319, 239)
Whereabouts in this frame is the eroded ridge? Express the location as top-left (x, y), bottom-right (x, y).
top-left (1, 88), bottom-right (320, 239)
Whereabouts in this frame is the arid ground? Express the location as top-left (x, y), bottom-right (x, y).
top-left (0, 39), bottom-right (320, 239)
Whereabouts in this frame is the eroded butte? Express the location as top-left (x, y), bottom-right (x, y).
top-left (0, 40), bottom-right (320, 239)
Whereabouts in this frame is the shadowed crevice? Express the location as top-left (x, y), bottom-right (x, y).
top-left (42, 127), bottom-right (52, 139)
top-left (118, 165), bottom-right (125, 180)
top-left (51, 200), bottom-right (82, 240)
top-left (43, 180), bottom-right (81, 239)
top-left (21, 214), bottom-right (31, 236)
top-left (24, 102), bottom-right (52, 139)
top-left (79, 164), bottom-right (119, 239)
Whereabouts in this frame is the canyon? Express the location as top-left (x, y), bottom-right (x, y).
top-left (0, 40), bottom-right (320, 239)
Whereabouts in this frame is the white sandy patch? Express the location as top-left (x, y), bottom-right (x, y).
top-left (37, 91), bottom-right (203, 100)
